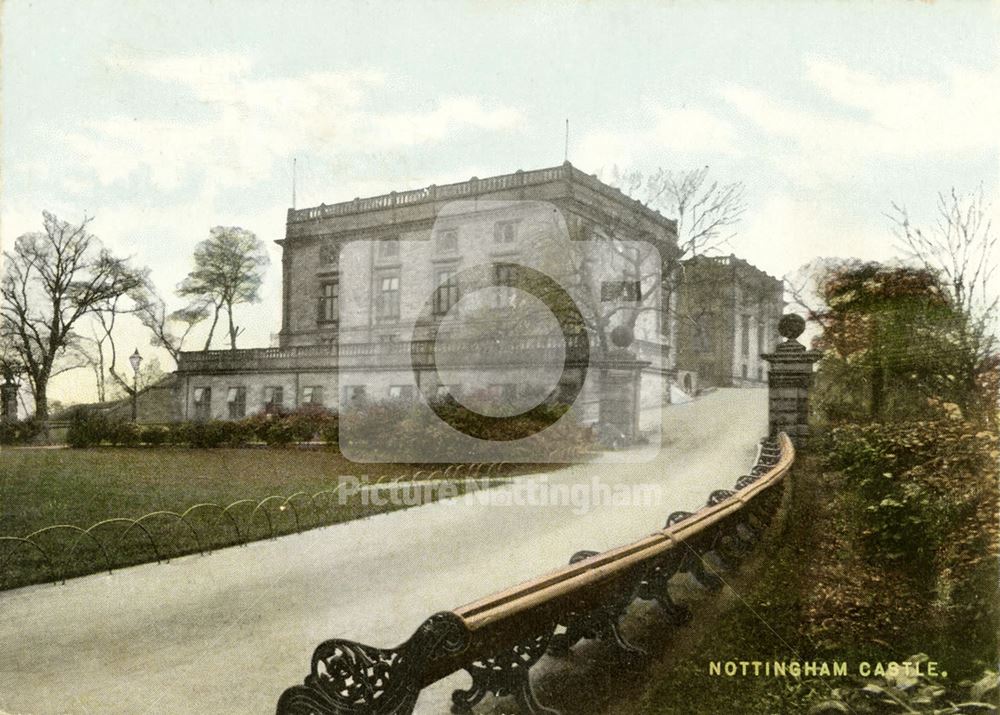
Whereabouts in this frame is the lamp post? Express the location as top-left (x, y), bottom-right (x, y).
top-left (129, 349), bottom-right (142, 422)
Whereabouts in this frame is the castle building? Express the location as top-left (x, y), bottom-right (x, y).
top-left (175, 162), bottom-right (681, 424)
top-left (675, 254), bottom-right (785, 389)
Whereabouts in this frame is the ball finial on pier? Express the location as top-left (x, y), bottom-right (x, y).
top-left (778, 314), bottom-right (806, 341)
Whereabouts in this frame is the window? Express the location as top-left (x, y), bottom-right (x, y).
top-left (433, 269), bottom-right (460, 316)
top-left (494, 262), bottom-right (516, 284)
top-left (378, 239), bottom-right (399, 260)
top-left (601, 280), bottom-right (641, 302)
top-left (264, 386), bottom-right (284, 412)
top-left (319, 241), bottom-right (337, 265)
top-left (757, 321), bottom-right (766, 353)
top-left (317, 279), bottom-right (339, 324)
top-left (193, 387), bottom-right (212, 420)
top-left (494, 220), bottom-right (518, 244)
top-left (343, 385), bottom-right (365, 405)
top-left (695, 324), bottom-right (712, 352)
top-left (757, 366), bottom-right (764, 381)
top-left (388, 385), bottom-right (414, 401)
top-left (435, 229), bottom-right (458, 254)
top-left (493, 263), bottom-right (516, 308)
top-left (378, 275), bottom-right (400, 321)
top-left (740, 315), bottom-right (751, 356)
top-left (302, 385), bottom-right (324, 406)
top-left (741, 364), bottom-right (748, 379)
top-left (435, 384), bottom-right (459, 402)
top-left (227, 386), bottom-right (247, 419)
top-left (660, 286), bottom-right (672, 334)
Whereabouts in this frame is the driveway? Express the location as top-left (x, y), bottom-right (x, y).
top-left (0, 388), bottom-right (766, 714)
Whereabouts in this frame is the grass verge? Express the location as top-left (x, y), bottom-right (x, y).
top-left (603, 453), bottom-right (998, 714)
top-left (0, 446), bottom-right (537, 590)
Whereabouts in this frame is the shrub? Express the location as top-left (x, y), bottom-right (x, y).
top-left (263, 419), bottom-right (297, 446)
top-left (57, 407), bottom-right (337, 450)
top-left (165, 421), bottom-right (192, 446)
top-left (318, 413), bottom-right (339, 446)
top-left (239, 412), bottom-right (274, 442)
top-left (824, 419), bottom-right (999, 580)
top-left (186, 421), bottom-right (228, 448)
top-left (0, 417), bottom-right (44, 445)
top-left (66, 410), bottom-right (113, 448)
top-left (339, 399), bottom-right (592, 461)
top-left (139, 425), bottom-right (169, 446)
top-left (284, 406), bottom-right (332, 442)
top-left (221, 419), bottom-right (256, 447)
top-left (111, 421), bottom-right (141, 447)
top-left (66, 411), bottom-right (155, 447)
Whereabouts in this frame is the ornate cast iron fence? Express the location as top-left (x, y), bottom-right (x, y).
top-left (0, 465), bottom-right (509, 591)
top-left (276, 433), bottom-right (794, 715)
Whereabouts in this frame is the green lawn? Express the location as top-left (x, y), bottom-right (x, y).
top-left (0, 446), bottom-right (510, 590)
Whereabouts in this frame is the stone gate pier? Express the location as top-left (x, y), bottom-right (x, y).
top-left (1, 368), bottom-right (18, 423)
top-left (761, 314), bottom-right (822, 446)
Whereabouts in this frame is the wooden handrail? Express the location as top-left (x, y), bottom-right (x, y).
top-left (455, 433), bottom-right (793, 626)
top-left (276, 432), bottom-right (794, 715)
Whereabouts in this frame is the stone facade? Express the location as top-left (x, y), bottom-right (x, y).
top-left (175, 162), bottom-right (680, 424)
top-left (761, 314), bottom-right (823, 446)
top-left (675, 254), bottom-right (784, 389)
top-left (1, 373), bottom-right (18, 422)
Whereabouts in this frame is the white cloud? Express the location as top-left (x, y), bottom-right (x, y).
top-left (721, 59), bottom-right (1000, 183)
top-left (66, 53), bottom-right (523, 193)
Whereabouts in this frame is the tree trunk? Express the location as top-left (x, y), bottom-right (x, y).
top-left (33, 378), bottom-right (49, 421)
top-left (203, 305), bottom-right (221, 351)
top-left (227, 303), bottom-right (238, 351)
top-left (870, 362), bottom-right (883, 421)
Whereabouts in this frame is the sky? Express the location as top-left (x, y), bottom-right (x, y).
top-left (2, 0), bottom-right (999, 405)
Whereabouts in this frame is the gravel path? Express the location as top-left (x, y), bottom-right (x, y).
top-left (0, 388), bottom-right (766, 714)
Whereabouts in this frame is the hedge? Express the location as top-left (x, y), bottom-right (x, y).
top-left (65, 407), bottom-right (338, 448)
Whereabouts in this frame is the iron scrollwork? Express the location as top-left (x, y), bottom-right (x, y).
top-left (546, 550), bottom-right (647, 664)
top-left (634, 550), bottom-right (692, 625)
top-left (451, 630), bottom-right (557, 715)
top-left (277, 611), bottom-right (469, 715)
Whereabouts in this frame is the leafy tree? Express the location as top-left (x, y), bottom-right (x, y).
top-left (810, 260), bottom-right (984, 422)
top-left (178, 226), bottom-right (269, 350)
top-left (0, 212), bottom-right (144, 420)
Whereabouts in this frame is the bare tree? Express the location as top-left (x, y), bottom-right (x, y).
top-left (612, 165), bottom-right (746, 259)
top-left (78, 270), bottom-right (197, 404)
top-left (887, 186), bottom-right (998, 420)
top-left (81, 319), bottom-right (114, 403)
top-left (476, 205), bottom-right (671, 358)
top-left (0, 212), bottom-right (144, 420)
top-left (888, 186), bottom-right (998, 323)
top-left (784, 257), bottom-right (845, 332)
top-left (105, 356), bottom-right (166, 402)
top-left (132, 277), bottom-right (209, 365)
top-left (607, 166), bottom-right (747, 351)
top-left (178, 226), bottom-right (269, 351)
